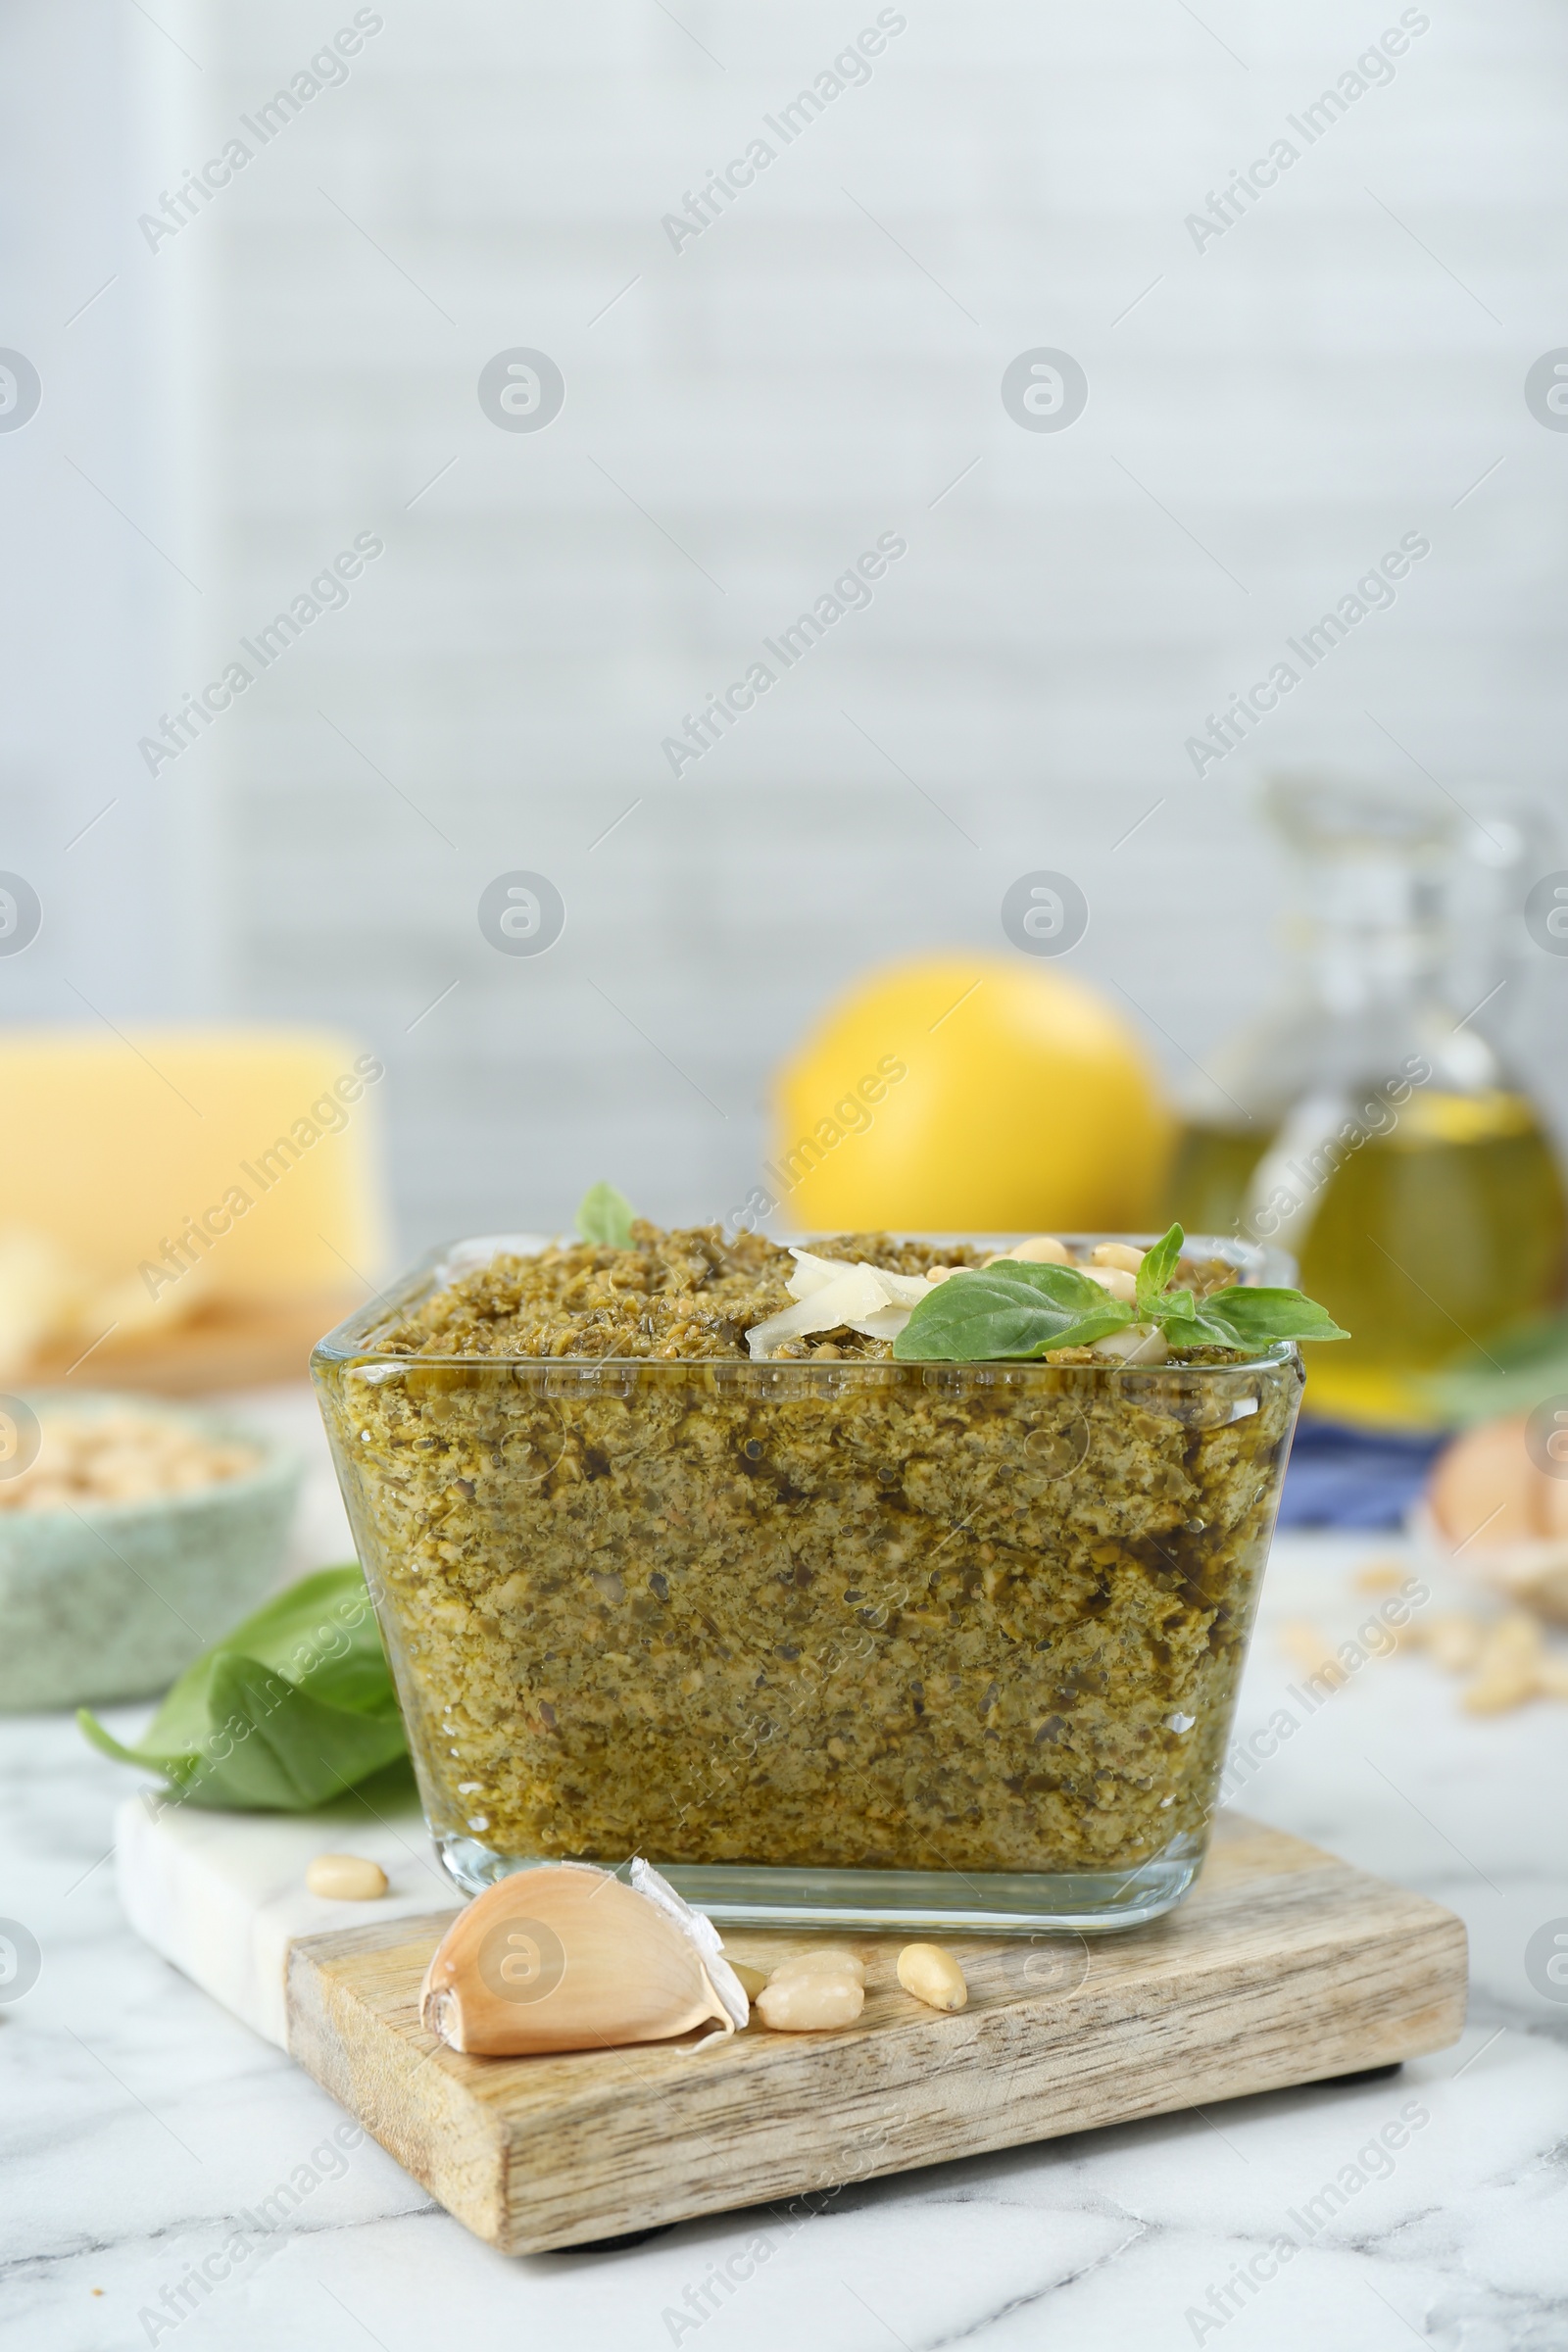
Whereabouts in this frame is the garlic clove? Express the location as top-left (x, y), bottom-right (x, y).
top-left (1538, 1461), bottom-right (1568, 1541)
top-left (1428, 1416), bottom-right (1537, 1553)
top-left (419, 1862), bottom-right (745, 2056)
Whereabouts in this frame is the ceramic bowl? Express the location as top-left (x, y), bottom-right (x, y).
top-left (0, 1392), bottom-right (303, 1711)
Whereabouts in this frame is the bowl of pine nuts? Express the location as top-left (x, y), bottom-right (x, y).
top-left (0, 1392), bottom-right (302, 1710)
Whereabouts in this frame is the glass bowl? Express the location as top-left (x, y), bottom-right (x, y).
top-left (312, 1234), bottom-right (1303, 1932)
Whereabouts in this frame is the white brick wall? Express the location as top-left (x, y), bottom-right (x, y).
top-left (5, 0), bottom-right (1567, 1259)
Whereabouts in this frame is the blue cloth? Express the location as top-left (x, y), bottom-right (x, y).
top-left (1276, 1417), bottom-right (1446, 1531)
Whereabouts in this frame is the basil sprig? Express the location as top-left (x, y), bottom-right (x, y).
top-left (78, 1565), bottom-right (410, 1811)
top-left (576, 1181), bottom-right (635, 1249)
top-left (893, 1259), bottom-right (1134, 1361)
top-left (893, 1225), bottom-right (1348, 1362)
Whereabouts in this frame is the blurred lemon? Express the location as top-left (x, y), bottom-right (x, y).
top-left (770, 955), bottom-right (1173, 1233)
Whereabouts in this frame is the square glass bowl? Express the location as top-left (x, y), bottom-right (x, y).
top-left (312, 1236), bottom-right (1302, 1932)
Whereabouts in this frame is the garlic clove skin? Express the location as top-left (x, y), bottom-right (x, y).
top-left (626, 1857), bottom-right (748, 2030)
top-left (419, 1863), bottom-right (743, 2056)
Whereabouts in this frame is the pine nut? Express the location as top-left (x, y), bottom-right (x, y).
top-left (306, 1853), bottom-right (388, 1900)
top-left (1484, 1612), bottom-right (1544, 1666)
top-left (1083, 1265), bottom-right (1138, 1301)
top-left (1090, 1243), bottom-right (1146, 1274)
top-left (1462, 1669), bottom-right (1537, 1715)
top-left (1424, 1613), bottom-right (1483, 1673)
top-left (897, 1942), bottom-right (967, 2011)
top-left (1351, 1561), bottom-right (1406, 1594)
top-left (1091, 1323), bottom-right (1168, 1365)
top-left (1007, 1237), bottom-right (1071, 1264)
top-left (756, 1968), bottom-right (864, 2031)
top-left (768, 1947), bottom-right (866, 1985)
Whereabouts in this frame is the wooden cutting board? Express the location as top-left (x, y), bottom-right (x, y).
top-left (282, 1814), bottom-right (1466, 2254)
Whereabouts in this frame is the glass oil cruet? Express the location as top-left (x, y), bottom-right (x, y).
top-left (1165, 774), bottom-right (1568, 1426)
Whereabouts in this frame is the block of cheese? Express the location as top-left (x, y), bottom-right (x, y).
top-left (116, 1788), bottom-right (459, 2048)
top-left (0, 1030), bottom-right (389, 1339)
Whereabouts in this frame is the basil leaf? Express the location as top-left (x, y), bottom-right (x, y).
top-left (186, 1654), bottom-right (408, 1810)
top-left (1175, 1307), bottom-right (1263, 1348)
top-left (984, 1259), bottom-right (1118, 1312)
top-left (1135, 1223), bottom-right (1184, 1314)
top-left (1201, 1286), bottom-right (1351, 1346)
top-left (576, 1181), bottom-right (635, 1249)
top-left (895, 1265), bottom-right (1135, 1361)
top-left (77, 1564), bottom-right (411, 1811)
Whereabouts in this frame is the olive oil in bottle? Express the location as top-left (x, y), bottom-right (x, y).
top-left (1171, 1097), bottom-right (1568, 1424)
top-left (1165, 1123), bottom-right (1267, 1243)
top-left (1163, 780), bottom-right (1568, 1426)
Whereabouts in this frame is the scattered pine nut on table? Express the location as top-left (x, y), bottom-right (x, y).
top-left (898, 1943), bottom-right (968, 2011)
top-left (305, 1854), bottom-right (389, 1900)
top-left (755, 1969), bottom-right (865, 2031)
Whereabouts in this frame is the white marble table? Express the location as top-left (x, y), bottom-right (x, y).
top-left (3, 1390), bottom-right (1566, 2352)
